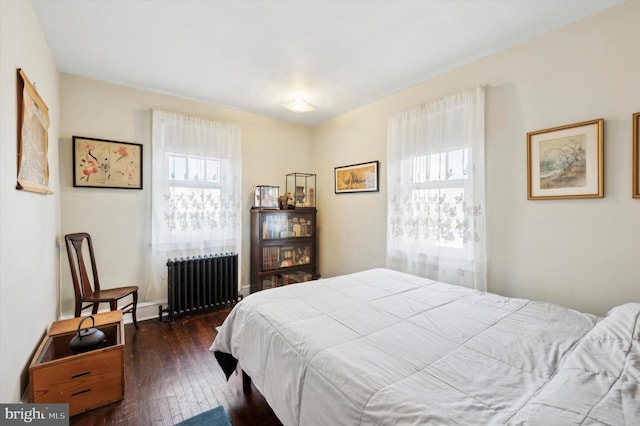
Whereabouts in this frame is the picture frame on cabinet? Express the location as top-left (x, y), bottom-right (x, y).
top-left (633, 112), bottom-right (640, 198)
top-left (527, 119), bottom-right (603, 200)
top-left (73, 136), bottom-right (143, 189)
top-left (334, 160), bottom-right (379, 193)
top-left (16, 69), bottom-right (52, 195)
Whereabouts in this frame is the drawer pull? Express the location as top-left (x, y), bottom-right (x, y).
top-left (72, 389), bottom-right (91, 397)
top-left (71, 371), bottom-right (91, 379)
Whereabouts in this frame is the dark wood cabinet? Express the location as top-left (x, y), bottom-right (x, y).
top-left (250, 209), bottom-right (317, 293)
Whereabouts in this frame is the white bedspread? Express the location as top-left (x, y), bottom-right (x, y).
top-left (210, 268), bottom-right (640, 425)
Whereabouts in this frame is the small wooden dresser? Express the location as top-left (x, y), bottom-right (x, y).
top-left (29, 311), bottom-right (125, 416)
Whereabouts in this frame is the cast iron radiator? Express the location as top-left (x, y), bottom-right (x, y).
top-left (159, 253), bottom-right (239, 322)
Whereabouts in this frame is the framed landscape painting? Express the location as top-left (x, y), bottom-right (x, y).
top-left (335, 161), bottom-right (379, 193)
top-left (634, 112), bottom-right (640, 198)
top-left (527, 119), bottom-right (603, 200)
top-left (73, 136), bottom-right (143, 189)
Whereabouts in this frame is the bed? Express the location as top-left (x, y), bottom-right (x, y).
top-left (210, 268), bottom-right (640, 425)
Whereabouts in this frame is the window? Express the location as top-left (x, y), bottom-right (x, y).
top-left (387, 87), bottom-right (486, 290)
top-left (408, 149), bottom-right (469, 249)
top-left (168, 154), bottom-right (221, 184)
top-left (163, 154), bottom-right (224, 233)
top-left (149, 110), bottom-right (241, 301)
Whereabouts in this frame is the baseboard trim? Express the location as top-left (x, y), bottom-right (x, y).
top-left (59, 301), bottom-right (167, 324)
top-left (60, 296), bottom-right (246, 325)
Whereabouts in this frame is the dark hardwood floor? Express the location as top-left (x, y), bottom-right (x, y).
top-left (71, 308), bottom-right (282, 426)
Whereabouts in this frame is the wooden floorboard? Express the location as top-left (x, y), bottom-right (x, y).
top-left (70, 308), bottom-right (282, 426)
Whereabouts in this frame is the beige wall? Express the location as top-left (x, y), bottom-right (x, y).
top-left (59, 74), bottom-right (312, 317)
top-left (2, 0), bottom-right (639, 405)
top-left (0, 0), bottom-right (60, 402)
top-left (313, 1), bottom-right (640, 316)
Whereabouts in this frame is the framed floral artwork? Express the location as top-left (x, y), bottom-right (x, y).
top-left (334, 161), bottom-right (379, 193)
top-left (633, 112), bottom-right (640, 198)
top-left (16, 69), bottom-right (52, 194)
top-left (73, 136), bottom-right (142, 189)
top-left (527, 119), bottom-right (603, 200)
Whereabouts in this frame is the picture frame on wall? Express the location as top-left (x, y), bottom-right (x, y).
top-left (73, 136), bottom-right (143, 189)
top-left (16, 69), bottom-right (52, 195)
top-left (527, 119), bottom-right (603, 200)
top-left (633, 112), bottom-right (640, 198)
top-left (334, 160), bottom-right (379, 193)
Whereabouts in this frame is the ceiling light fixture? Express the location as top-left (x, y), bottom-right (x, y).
top-left (282, 94), bottom-right (315, 113)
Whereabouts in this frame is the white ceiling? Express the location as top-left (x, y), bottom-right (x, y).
top-left (31, 0), bottom-right (622, 126)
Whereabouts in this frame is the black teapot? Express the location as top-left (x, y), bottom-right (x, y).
top-left (69, 315), bottom-right (106, 353)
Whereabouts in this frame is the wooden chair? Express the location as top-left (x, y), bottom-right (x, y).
top-left (64, 232), bottom-right (139, 328)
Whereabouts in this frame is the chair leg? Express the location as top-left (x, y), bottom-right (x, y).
top-left (91, 303), bottom-right (99, 314)
top-left (131, 290), bottom-right (139, 329)
top-left (74, 300), bottom-right (82, 317)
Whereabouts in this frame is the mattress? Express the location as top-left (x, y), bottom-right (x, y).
top-left (210, 268), bottom-right (640, 425)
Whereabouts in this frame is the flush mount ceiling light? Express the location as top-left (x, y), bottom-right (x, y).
top-left (282, 93), bottom-right (315, 113)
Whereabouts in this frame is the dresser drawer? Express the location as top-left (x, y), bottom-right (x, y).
top-left (29, 313), bottom-right (125, 416)
top-left (33, 375), bottom-right (123, 415)
top-left (31, 347), bottom-right (121, 388)
top-left (31, 348), bottom-right (123, 415)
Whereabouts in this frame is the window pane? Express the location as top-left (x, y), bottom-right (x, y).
top-left (448, 149), bottom-right (464, 180)
top-left (411, 187), bottom-right (465, 249)
top-left (206, 159), bottom-right (220, 183)
top-left (413, 156), bottom-right (427, 183)
top-left (440, 153), bottom-right (447, 180)
top-left (463, 149), bottom-right (469, 178)
top-left (188, 158), bottom-right (203, 181)
top-left (203, 188), bottom-right (222, 227)
top-left (428, 154), bottom-right (440, 182)
top-left (170, 155), bottom-right (187, 181)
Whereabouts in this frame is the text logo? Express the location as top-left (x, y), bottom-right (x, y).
top-left (0, 404), bottom-right (68, 425)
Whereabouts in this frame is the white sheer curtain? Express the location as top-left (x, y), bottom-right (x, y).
top-left (148, 110), bottom-right (242, 302)
top-left (386, 87), bottom-right (486, 291)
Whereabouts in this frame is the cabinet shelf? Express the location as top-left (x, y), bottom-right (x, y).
top-left (256, 263), bottom-right (317, 274)
top-left (250, 209), bottom-right (317, 293)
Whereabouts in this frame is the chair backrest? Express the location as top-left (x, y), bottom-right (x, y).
top-left (65, 233), bottom-right (102, 300)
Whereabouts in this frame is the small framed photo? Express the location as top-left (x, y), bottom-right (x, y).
top-left (527, 119), bottom-right (603, 200)
top-left (633, 112), bottom-right (640, 198)
top-left (73, 136), bottom-right (142, 189)
top-left (335, 160), bottom-right (379, 193)
top-left (254, 185), bottom-right (279, 209)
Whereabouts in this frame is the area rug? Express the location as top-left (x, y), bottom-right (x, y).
top-left (174, 405), bottom-right (231, 426)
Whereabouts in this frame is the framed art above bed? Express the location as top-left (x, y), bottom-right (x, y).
top-left (633, 112), bottom-right (639, 198)
top-left (527, 119), bottom-right (603, 200)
